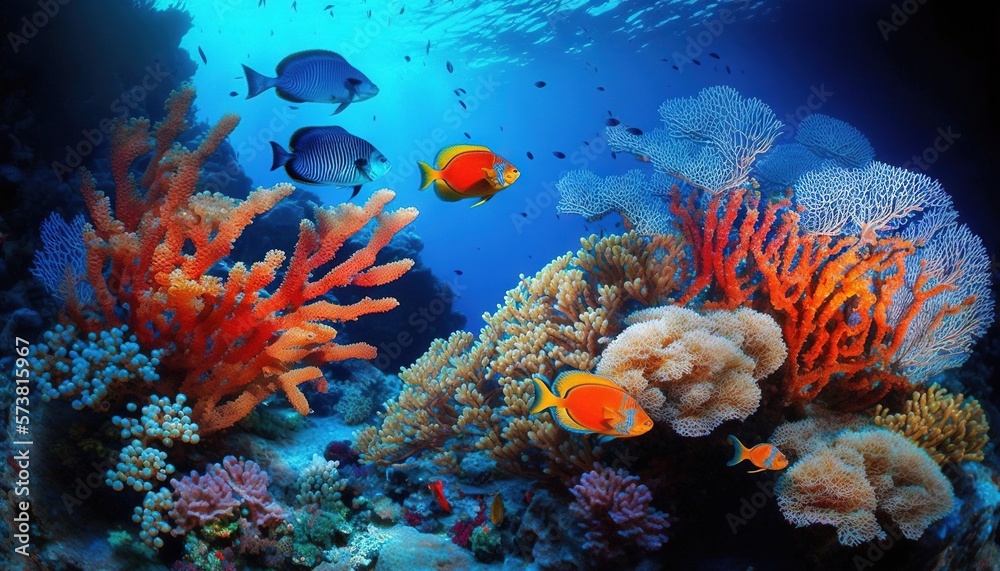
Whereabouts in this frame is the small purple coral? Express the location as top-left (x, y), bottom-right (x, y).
top-left (168, 465), bottom-right (239, 534)
top-left (569, 464), bottom-right (670, 561)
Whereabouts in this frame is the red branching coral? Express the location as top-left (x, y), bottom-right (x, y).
top-left (568, 464), bottom-right (670, 562)
top-left (75, 86), bottom-right (417, 432)
top-left (670, 186), bottom-right (949, 407)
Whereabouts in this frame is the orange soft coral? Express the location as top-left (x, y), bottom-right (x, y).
top-left (671, 186), bottom-right (948, 407)
top-left (78, 86), bottom-right (417, 433)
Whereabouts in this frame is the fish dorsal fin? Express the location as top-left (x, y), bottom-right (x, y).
top-left (277, 49), bottom-right (345, 73)
top-left (553, 407), bottom-right (591, 434)
top-left (435, 144), bottom-right (491, 169)
top-left (290, 126), bottom-right (347, 147)
top-left (553, 371), bottom-right (621, 397)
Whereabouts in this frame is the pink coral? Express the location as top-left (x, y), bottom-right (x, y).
top-left (568, 464), bottom-right (670, 561)
top-left (168, 464), bottom-right (239, 534)
top-left (168, 455), bottom-right (286, 535)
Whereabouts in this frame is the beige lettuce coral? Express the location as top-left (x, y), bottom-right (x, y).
top-left (355, 232), bottom-right (687, 480)
top-left (874, 383), bottom-right (990, 465)
top-left (595, 306), bottom-right (786, 436)
top-left (776, 428), bottom-right (954, 546)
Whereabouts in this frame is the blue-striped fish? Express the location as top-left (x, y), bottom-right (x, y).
top-left (243, 50), bottom-right (378, 114)
top-left (270, 126), bottom-right (390, 198)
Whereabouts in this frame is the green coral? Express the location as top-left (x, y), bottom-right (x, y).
top-left (470, 526), bottom-right (502, 563)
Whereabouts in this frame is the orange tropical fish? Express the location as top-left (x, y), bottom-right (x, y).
top-left (417, 144), bottom-right (520, 207)
top-left (727, 435), bottom-right (788, 473)
top-left (530, 371), bottom-right (653, 438)
top-left (427, 480), bottom-right (452, 513)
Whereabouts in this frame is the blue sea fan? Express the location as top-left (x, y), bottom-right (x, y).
top-left (557, 169), bottom-right (676, 235)
top-left (795, 113), bottom-right (875, 169)
top-left (30, 212), bottom-right (95, 305)
top-left (753, 143), bottom-right (831, 191)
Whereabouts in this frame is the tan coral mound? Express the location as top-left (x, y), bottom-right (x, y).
top-left (596, 306), bottom-right (786, 436)
top-left (874, 383), bottom-right (990, 465)
top-left (776, 428), bottom-right (954, 546)
top-left (355, 232), bottom-right (687, 480)
top-left (769, 410), bottom-right (872, 462)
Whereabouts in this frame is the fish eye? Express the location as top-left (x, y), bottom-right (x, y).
top-left (380, 156), bottom-right (388, 162)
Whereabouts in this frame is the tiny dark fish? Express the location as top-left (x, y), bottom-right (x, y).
top-left (626, 127), bottom-right (643, 136)
top-left (464, 132), bottom-right (471, 139)
top-left (459, 100), bottom-right (467, 109)
top-left (709, 52), bottom-right (720, 59)
top-left (535, 81), bottom-right (546, 88)
top-left (596, 86), bottom-right (605, 91)
top-left (258, 0), bottom-right (265, 6)
top-left (726, 65), bottom-right (731, 74)
top-left (234, 76), bottom-right (242, 79)
top-left (454, 270), bottom-right (463, 275)
top-left (373, 115), bottom-right (376, 121)
top-left (521, 212), bottom-right (527, 217)
top-left (529, 255), bottom-right (533, 259)
top-left (553, 151), bottom-right (566, 159)
top-left (229, 91), bottom-right (238, 97)
top-left (672, 65), bottom-right (679, 71)
top-left (324, 4), bottom-right (333, 9)
top-left (611, 151), bottom-right (617, 159)
top-left (446, 61), bottom-right (454, 73)
top-left (426, 40), bottom-right (430, 54)
top-left (198, 46), bottom-right (207, 64)
top-left (594, 67), bottom-right (598, 72)
top-left (607, 110), bottom-right (612, 116)
top-left (270, 30), bottom-right (274, 36)
top-left (615, 222), bottom-right (621, 227)
top-left (367, 10), bottom-right (372, 17)
top-left (526, 151), bottom-right (534, 160)
top-left (458, 88), bottom-right (466, 95)
top-left (289, 105), bottom-right (299, 109)
top-left (400, 6), bottom-right (404, 14)
top-left (583, 141), bottom-right (590, 146)
top-left (692, 58), bottom-right (701, 65)
top-left (404, 55), bottom-right (411, 62)
top-left (606, 118), bottom-right (620, 126)
top-left (500, 125), bottom-right (504, 131)
top-left (292, 1), bottom-right (297, 11)
top-left (453, 89), bottom-right (461, 96)
top-left (659, 58), bottom-right (668, 62)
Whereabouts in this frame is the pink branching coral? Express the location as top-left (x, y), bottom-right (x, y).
top-left (569, 464), bottom-right (670, 561)
top-left (168, 456), bottom-right (285, 534)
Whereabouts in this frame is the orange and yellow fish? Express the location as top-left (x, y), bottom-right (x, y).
top-left (530, 371), bottom-right (653, 438)
top-left (727, 435), bottom-right (788, 473)
top-left (418, 144), bottom-right (520, 207)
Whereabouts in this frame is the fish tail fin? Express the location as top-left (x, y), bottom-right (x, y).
top-left (269, 141), bottom-right (292, 171)
top-left (727, 434), bottom-right (748, 466)
top-left (529, 377), bottom-right (560, 415)
top-left (243, 64), bottom-right (276, 99)
top-left (417, 161), bottom-right (440, 190)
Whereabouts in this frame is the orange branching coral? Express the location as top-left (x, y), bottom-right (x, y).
top-left (874, 383), bottom-right (990, 465)
top-left (775, 428), bottom-right (954, 546)
top-left (77, 86), bottom-right (417, 433)
top-left (355, 232), bottom-right (687, 480)
top-left (596, 306), bottom-right (786, 436)
top-left (670, 186), bottom-right (949, 407)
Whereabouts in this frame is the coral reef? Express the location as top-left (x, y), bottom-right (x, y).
top-left (793, 114), bottom-right (874, 169)
top-left (68, 86), bottom-right (417, 433)
top-left (874, 383), bottom-right (990, 464)
top-left (568, 464), bottom-right (670, 562)
top-left (595, 305), bottom-right (786, 436)
top-left (295, 455), bottom-right (349, 510)
top-left (775, 428), bottom-right (954, 546)
top-left (356, 232), bottom-right (687, 480)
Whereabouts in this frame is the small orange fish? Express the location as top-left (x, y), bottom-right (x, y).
top-left (489, 493), bottom-right (504, 526)
top-left (727, 435), bottom-right (788, 473)
top-left (530, 371), bottom-right (653, 438)
top-left (418, 144), bottom-right (520, 207)
top-left (427, 480), bottom-right (452, 513)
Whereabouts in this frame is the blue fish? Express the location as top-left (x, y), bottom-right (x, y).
top-left (243, 50), bottom-right (378, 114)
top-left (270, 126), bottom-right (390, 198)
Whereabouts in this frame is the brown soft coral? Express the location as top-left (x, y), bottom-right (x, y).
top-left (596, 306), bottom-right (786, 436)
top-left (874, 383), bottom-right (990, 465)
top-left (355, 232), bottom-right (687, 480)
top-left (776, 428), bottom-right (954, 546)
